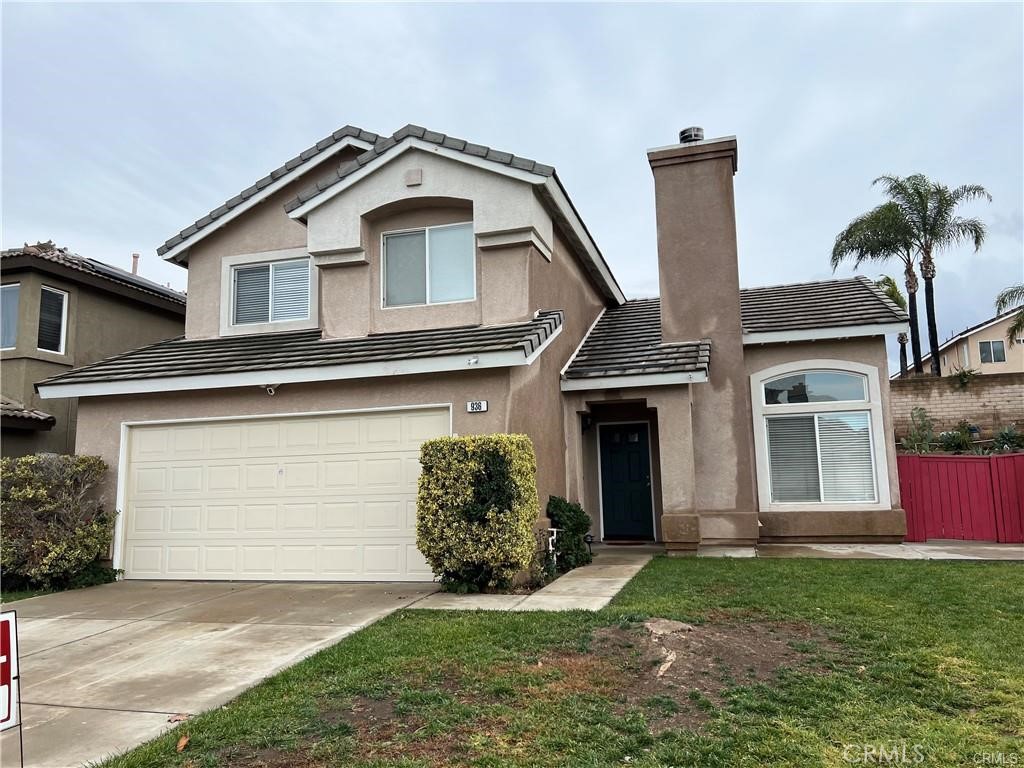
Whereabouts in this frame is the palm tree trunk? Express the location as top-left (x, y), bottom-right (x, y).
top-left (898, 333), bottom-right (909, 377)
top-left (903, 263), bottom-right (923, 374)
top-left (921, 250), bottom-right (941, 376)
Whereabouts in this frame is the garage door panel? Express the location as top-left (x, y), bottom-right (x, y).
top-left (123, 408), bottom-right (447, 581)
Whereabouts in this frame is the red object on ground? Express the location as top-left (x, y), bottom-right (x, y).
top-left (898, 453), bottom-right (1024, 543)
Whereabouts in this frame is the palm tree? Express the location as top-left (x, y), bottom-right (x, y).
top-left (876, 275), bottom-right (910, 376)
top-left (832, 202), bottom-right (924, 373)
top-left (995, 283), bottom-right (1024, 346)
top-left (872, 175), bottom-right (991, 375)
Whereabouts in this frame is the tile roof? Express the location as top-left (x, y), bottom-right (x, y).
top-left (1, 242), bottom-right (185, 306)
top-left (740, 276), bottom-right (908, 334)
top-left (1, 395), bottom-right (56, 426)
top-left (284, 124), bottom-right (555, 215)
top-left (564, 300), bottom-right (711, 380)
top-left (564, 276), bottom-right (908, 381)
top-left (37, 311), bottom-right (563, 387)
top-left (157, 125), bottom-right (381, 257)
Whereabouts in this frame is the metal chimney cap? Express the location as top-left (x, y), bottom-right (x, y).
top-left (679, 126), bottom-right (704, 144)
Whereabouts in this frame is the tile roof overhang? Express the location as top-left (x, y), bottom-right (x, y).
top-left (36, 310), bottom-right (563, 399)
top-left (1, 396), bottom-right (56, 430)
top-left (1, 245), bottom-right (185, 313)
top-left (560, 276), bottom-right (909, 391)
top-left (158, 126), bottom-right (381, 264)
top-left (561, 300), bottom-right (710, 391)
top-left (739, 276), bottom-right (908, 343)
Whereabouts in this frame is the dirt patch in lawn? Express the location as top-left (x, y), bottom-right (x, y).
top-left (576, 618), bottom-right (839, 731)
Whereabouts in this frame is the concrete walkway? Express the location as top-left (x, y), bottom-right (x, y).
top-left (700, 541), bottom-right (1024, 560)
top-left (0, 580), bottom-right (437, 768)
top-left (415, 548), bottom-right (654, 611)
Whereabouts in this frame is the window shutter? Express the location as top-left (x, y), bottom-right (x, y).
top-left (818, 412), bottom-right (875, 502)
top-left (767, 416), bottom-right (820, 502)
top-left (270, 260), bottom-right (310, 321)
top-left (37, 288), bottom-right (65, 352)
top-left (234, 265), bottom-right (270, 324)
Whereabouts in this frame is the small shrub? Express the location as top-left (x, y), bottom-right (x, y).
top-left (938, 420), bottom-right (974, 454)
top-left (416, 434), bottom-right (539, 592)
top-left (1, 454), bottom-right (114, 591)
top-left (546, 496), bottom-right (593, 572)
top-left (901, 407), bottom-right (935, 454)
top-left (948, 366), bottom-right (979, 391)
top-left (993, 424), bottom-right (1024, 453)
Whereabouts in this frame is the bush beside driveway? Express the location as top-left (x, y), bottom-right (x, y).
top-left (88, 558), bottom-right (1024, 768)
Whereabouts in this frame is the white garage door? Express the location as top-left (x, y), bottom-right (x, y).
top-left (121, 407), bottom-right (449, 581)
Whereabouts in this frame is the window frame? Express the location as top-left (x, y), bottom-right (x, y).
top-left (218, 248), bottom-right (318, 337)
top-left (37, 285), bottom-right (69, 355)
top-left (380, 221), bottom-right (476, 309)
top-left (1, 282), bottom-right (20, 351)
top-left (762, 369), bottom-right (868, 406)
top-left (978, 339), bottom-right (1006, 364)
top-left (750, 359), bottom-right (891, 513)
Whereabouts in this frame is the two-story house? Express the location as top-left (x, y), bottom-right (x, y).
top-left (1, 242), bottom-right (185, 456)
top-left (37, 124), bottom-right (908, 582)
top-left (928, 309), bottom-right (1024, 376)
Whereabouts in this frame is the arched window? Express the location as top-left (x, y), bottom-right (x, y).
top-left (750, 361), bottom-right (891, 510)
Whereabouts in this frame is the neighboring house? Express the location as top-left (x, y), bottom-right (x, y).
top-left (1, 243), bottom-right (185, 456)
top-left (37, 124), bottom-right (908, 582)
top-left (925, 309), bottom-right (1024, 377)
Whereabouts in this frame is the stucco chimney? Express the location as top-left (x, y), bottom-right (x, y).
top-left (647, 130), bottom-right (758, 544)
top-left (131, 252), bottom-right (140, 275)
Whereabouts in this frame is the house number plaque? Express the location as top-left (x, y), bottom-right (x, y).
top-left (467, 400), bottom-right (489, 413)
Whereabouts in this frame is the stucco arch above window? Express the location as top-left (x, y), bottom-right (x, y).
top-left (749, 359), bottom-right (891, 513)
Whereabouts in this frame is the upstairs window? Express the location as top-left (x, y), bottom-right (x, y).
top-left (232, 258), bottom-right (310, 326)
top-left (763, 371), bottom-right (866, 405)
top-left (383, 222), bottom-right (474, 307)
top-left (979, 340), bottom-right (1006, 364)
top-left (1, 283), bottom-right (19, 349)
top-left (37, 286), bottom-right (68, 353)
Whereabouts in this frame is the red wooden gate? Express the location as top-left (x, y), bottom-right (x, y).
top-left (898, 454), bottom-right (1024, 543)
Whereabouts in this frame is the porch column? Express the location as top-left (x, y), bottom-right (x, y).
top-left (647, 387), bottom-right (700, 553)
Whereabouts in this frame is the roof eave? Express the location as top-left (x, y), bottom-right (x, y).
top-left (37, 324), bottom-right (563, 399)
top-left (742, 322), bottom-right (909, 345)
top-left (560, 370), bottom-right (708, 391)
top-left (159, 134), bottom-right (377, 265)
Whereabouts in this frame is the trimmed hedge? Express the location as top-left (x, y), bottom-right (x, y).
top-left (546, 496), bottom-right (593, 572)
top-left (416, 434), bottom-right (539, 592)
top-left (1, 454), bottom-right (117, 591)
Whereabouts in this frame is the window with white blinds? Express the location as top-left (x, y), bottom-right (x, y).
top-left (766, 411), bottom-right (875, 503)
top-left (232, 258), bottom-right (310, 326)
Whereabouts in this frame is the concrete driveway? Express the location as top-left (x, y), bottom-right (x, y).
top-left (0, 580), bottom-right (438, 768)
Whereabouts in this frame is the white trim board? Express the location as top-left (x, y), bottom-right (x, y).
top-left (161, 135), bottom-right (376, 264)
top-left (37, 324), bottom-right (562, 399)
top-left (742, 322), bottom-right (908, 345)
top-left (111, 402), bottom-right (454, 574)
top-left (561, 370), bottom-right (707, 392)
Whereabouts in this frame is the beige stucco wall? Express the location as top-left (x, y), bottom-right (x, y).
top-left (743, 336), bottom-right (905, 542)
top-left (937, 314), bottom-right (1023, 376)
top-left (304, 149), bottom-right (552, 260)
top-left (2, 269), bottom-right (184, 456)
top-left (183, 146), bottom-right (362, 339)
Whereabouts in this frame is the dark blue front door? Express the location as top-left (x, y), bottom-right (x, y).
top-left (599, 423), bottom-right (654, 540)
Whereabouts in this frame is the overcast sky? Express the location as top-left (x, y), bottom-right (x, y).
top-left (3, 2), bottom-right (1022, 367)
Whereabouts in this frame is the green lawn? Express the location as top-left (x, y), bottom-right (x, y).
top-left (0, 587), bottom-right (50, 603)
top-left (101, 558), bottom-right (1023, 768)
